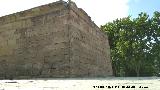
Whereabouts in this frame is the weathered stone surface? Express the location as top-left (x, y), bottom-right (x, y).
top-left (0, 0), bottom-right (113, 79)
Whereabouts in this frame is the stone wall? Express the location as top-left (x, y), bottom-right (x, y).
top-left (0, 1), bottom-right (113, 79)
top-left (68, 2), bottom-right (112, 77)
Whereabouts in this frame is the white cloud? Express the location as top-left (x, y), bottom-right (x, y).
top-left (0, 0), bottom-right (129, 26)
top-left (0, 0), bottom-right (59, 16)
top-left (73, 0), bottom-right (129, 26)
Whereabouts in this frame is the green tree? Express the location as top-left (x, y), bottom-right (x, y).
top-left (101, 12), bottom-right (160, 77)
top-left (150, 11), bottom-right (160, 76)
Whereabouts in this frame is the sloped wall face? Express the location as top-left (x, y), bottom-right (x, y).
top-left (68, 7), bottom-right (113, 77)
top-left (0, 3), bottom-right (70, 79)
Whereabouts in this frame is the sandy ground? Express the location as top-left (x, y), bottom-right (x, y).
top-left (0, 77), bottom-right (160, 90)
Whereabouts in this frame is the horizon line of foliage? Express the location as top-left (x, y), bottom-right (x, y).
top-left (101, 11), bottom-right (160, 77)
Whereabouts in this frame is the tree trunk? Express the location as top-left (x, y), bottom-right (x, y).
top-left (136, 70), bottom-right (140, 77)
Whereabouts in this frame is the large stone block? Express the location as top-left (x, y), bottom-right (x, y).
top-left (0, 0), bottom-right (113, 79)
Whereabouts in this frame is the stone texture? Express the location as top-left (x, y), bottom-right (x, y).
top-left (0, 0), bottom-right (113, 79)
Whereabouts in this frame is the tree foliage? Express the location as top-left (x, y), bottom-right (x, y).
top-left (101, 11), bottom-right (160, 77)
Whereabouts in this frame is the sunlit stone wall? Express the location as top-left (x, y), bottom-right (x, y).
top-left (0, 1), bottom-right (113, 79)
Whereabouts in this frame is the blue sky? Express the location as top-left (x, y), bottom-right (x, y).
top-left (128, 0), bottom-right (160, 18)
top-left (0, 0), bottom-right (159, 26)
